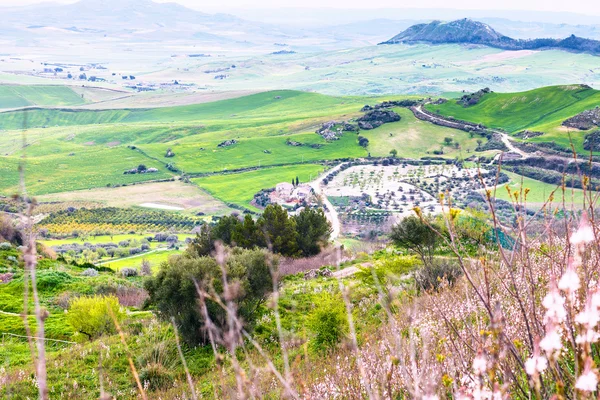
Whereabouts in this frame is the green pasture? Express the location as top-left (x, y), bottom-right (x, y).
top-left (192, 164), bottom-right (325, 210)
top-left (0, 85), bottom-right (86, 109)
top-left (492, 171), bottom-right (592, 207)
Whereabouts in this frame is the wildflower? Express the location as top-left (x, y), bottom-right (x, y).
top-left (575, 305), bottom-right (600, 328)
top-left (570, 213), bottom-right (595, 246)
top-left (558, 267), bottom-right (580, 293)
top-left (422, 395), bottom-right (439, 400)
top-left (472, 352), bottom-right (488, 375)
top-left (575, 329), bottom-right (600, 345)
top-left (525, 355), bottom-right (548, 375)
top-left (542, 289), bottom-right (566, 323)
top-left (576, 369), bottom-right (598, 392)
top-left (539, 327), bottom-right (562, 357)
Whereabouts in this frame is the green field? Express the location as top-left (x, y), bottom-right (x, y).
top-left (425, 85), bottom-right (600, 154)
top-left (493, 171), bottom-right (592, 207)
top-left (193, 164), bottom-right (325, 210)
top-left (0, 89), bottom-right (454, 196)
top-left (99, 249), bottom-right (182, 272)
top-left (0, 85), bottom-right (87, 109)
top-left (426, 85), bottom-right (600, 132)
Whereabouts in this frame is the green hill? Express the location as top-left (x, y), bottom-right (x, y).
top-left (425, 85), bottom-right (600, 133)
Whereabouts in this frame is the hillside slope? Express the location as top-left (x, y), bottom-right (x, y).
top-left (381, 18), bottom-right (600, 54)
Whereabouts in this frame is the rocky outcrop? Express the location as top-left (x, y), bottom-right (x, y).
top-left (584, 131), bottom-right (600, 151)
top-left (357, 110), bottom-right (401, 130)
top-left (361, 99), bottom-right (419, 112)
top-left (563, 107), bottom-right (600, 130)
top-left (457, 88), bottom-right (491, 107)
top-left (217, 139), bottom-right (237, 148)
top-left (515, 130), bottom-right (544, 139)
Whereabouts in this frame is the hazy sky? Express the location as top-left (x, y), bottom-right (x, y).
top-left (1, 0), bottom-right (600, 16)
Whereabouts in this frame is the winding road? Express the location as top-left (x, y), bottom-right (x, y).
top-left (412, 104), bottom-right (528, 159)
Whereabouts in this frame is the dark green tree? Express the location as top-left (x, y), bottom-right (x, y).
top-left (144, 247), bottom-right (275, 345)
top-left (389, 215), bottom-right (438, 265)
top-left (187, 224), bottom-right (214, 257)
top-left (257, 204), bottom-right (298, 257)
top-left (212, 215), bottom-right (242, 245)
top-left (295, 176), bottom-right (299, 186)
top-left (293, 207), bottom-right (332, 256)
top-left (232, 214), bottom-right (261, 249)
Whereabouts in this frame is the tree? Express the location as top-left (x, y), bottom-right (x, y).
top-left (137, 164), bottom-right (147, 173)
top-left (390, 215), bottom-right (438, 265)
top-left (389, 149), bottom-right (398, 157)
top-left (187, 224), bottom-right (214, 257)
top-left (67, 295), bottom-right (124, 340)
top-left (257, 204), bottom-right (298, 257)
top-left (295, 176), bottom-right (299, 186)
top-left (144, 247), bottom-right (275, 345)
top-left (358, 136), bottom-right (369, 148)
top-left (232, 214), bottom-right (260, 249)
top-left (212, 215), bottom-right (242, 245)
top-left (294, 207), bottom-right (332, 256)
top-left (444, 137), bottom-right (453, 146)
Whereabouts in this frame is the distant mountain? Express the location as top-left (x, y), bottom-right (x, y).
top-left (380, 18), bottom-right (600, 55)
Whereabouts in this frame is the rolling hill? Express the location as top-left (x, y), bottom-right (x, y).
top-left (380, 18), bottom-right (600, 55)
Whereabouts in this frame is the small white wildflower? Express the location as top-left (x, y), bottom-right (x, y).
top-left (540, 328), bottom-right (562, 356)
top-left (525, 355), bottom-right (548, 375)
top-left (558, 268), bottom-right (581, 293)
top-left (576, 370), bottom-right (598, 392)
top-left (576, 329), bottom-right (600, 345)
top-left (575, 305), bottom-right (600, 328)
top-left (422, 395), bottom-right (439, 400)
top-left (472, 353), bottom-right (488, 375)
top-left (542, 290), bottom-right (566, 323)
top-left (571, 213), bottom-right (595, 245)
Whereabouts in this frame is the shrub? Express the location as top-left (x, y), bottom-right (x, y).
top-left (414, 259), bottom-right (463, 292)
top-left (140, 259), bottom-right (152, 276)
top-left (144, 247), bottom-right (275, 345)
top-left (0, 242), bottom-right (12, 250)
top-left (120, 267), bottom-right (138, 277)
top-left (307, 293), bottom-right (348, 352)
top-left (81, 268), bottom-right (99, 277)
top-left (67, 295), bottom-right (124, 340)
top-left (139, 363), bottom-right (173, 391)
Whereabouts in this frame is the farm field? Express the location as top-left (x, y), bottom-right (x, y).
top-left (192, 164), bottom-right (326, 211)
top-left (492, 170), bottom-right (592, 207)
top-left (99, 249), bottom-right (182, 272)
top-left (366, 107), bottom-right (481, 157)
top-left (36, 180), bottom-right (232, 215)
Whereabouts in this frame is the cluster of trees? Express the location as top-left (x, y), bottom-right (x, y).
top-left (190, 204), bottom-right (331, 258)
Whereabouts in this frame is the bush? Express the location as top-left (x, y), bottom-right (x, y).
top-left (307, 293), bottom-right (348, 352)
top-left (121, 267), bottom-right (138, 277)
top-left (0, 242), bottom-right (12, 250)
top-left (67, 295), bottom-right (124, 340)
top-left (414, 259), bottom-right (463, 292)
top-left (144, 247), bottom-right (275, 345)
top-left (139, 363), bottom-right (173, 391)
top-left (81, 268), bottom-right (99, 277)
top-left (140, 259), bottom-right (152, 276)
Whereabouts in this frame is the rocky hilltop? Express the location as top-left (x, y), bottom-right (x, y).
top-left (380, 18), bottom-right (600, 55)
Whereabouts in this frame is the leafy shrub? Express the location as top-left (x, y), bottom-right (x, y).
top-left (0, 242), bottom-right (12, 250)
top-left (414, 259), bottom-right (463, 292)
top-left (81, 268), bottom-right (99, 277)
top-left (67, 295), bottom-right (124, 340)
top-left (144, 247), bottom-right (275, 345)
top-left (307, 293), bottom-right (348, 352)
top-left (121, 267), bottom-right (138, 277)
top-left (36, 270), bottom-right (73, 290)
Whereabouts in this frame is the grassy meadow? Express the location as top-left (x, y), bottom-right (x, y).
top-left (425, 84), bottom-right (600, 154)
top-left (193, 164), bottom-right (325, 211)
